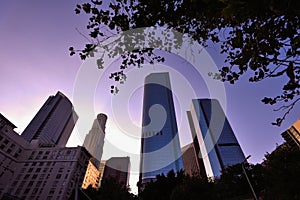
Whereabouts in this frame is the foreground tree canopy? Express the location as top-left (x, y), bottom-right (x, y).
top-left (70, 0), bottom-right (300, 126)
top-left (81, 144), bottom-right (300, 200)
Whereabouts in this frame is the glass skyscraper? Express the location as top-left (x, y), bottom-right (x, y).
top-left (139, 72), bottom-right (183, 186)
top-left (188, 99), bottom-right (245, 178)
top-left (21, 91), bottom-right (78, 147)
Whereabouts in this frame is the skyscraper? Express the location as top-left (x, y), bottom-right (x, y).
top-left (281, 119), bottom-right (300, 150)
top-left (21, 91), bottom-right (78, 147)
top-left (83, 113), bottom-right (107, 161)
top-left (188, 99), bottom-right (245, 178)
top-left (139, 72), bottom-right (183, 187)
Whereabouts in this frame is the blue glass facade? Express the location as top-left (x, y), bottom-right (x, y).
top-left (189, 99), bottom-right (245, 178)
top-left (139, 73), bottom-right (183, 184)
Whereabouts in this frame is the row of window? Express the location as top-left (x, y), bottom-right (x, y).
top-left (0, 136), bottom-right (22, 158)
top-left (143, 130), bottom-right (163, 137)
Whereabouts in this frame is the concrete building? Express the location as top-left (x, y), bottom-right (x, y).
top-left (281, 119), bottom-right (300, 150)
top-left (83, 114), bottom-right (107, 162)
top-left (188, 99), bottom-right (245, 179)
top-left (102, 157), bottom-right (130, 188)
top-left (0, 91), bottom-right (91, 200)
top-left (98, 160), bottom-right (106, 187)
top-left (139, 72), bottom-right (183, 188)
top-left (21, 91), bottom-right (78, 147)
top-left (0, 113), bottom-right (90, 200)
top-left (82, 158), bottom-right (101, 189)
top-left (82, 114), bottom-right (107, 189)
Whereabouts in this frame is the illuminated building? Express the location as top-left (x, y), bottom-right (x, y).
top-left (281, 119), bottom-right (300, 150)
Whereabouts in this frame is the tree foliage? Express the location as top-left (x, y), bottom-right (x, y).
top-left (79, 145), bottom-right (300, 199)
top-left (83, 177), bottom-right (138, 200)
top-left (70, 0), bottom-right (300, 125)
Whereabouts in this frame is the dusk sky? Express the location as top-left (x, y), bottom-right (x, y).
top-left (1, 0), bottom-right (299, 194)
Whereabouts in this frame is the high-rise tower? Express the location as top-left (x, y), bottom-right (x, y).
top-left (83, 113), bottom-right (107, 161)
top-left (188, 99), bottom-right (245, 178)
top-left (139, 72), bottom-right (183, 187)
top-left (21, 91), bottom-right (78, 147)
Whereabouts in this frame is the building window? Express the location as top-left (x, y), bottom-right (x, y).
top-left (28, 181), bottom-right (34, 186)
top-left (24, 174), bottom-right (30, 179)
top-left (3, 140), bottom-right (9, 145)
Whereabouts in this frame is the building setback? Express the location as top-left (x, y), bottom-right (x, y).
top-left (82, 113), bottom-right (107, 189)
top-left (21, 91), bottom-right (78, 147)
top-left (281, 119), bottom-right (300, 150)
top-left (188, 99), bottom-right (245, 178)
top-left (139, 72), bottom-right (183, 188)
top-left (83, 113), bottom-right (107, 162)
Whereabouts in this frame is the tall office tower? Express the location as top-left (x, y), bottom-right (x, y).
top-left (102, 157), bottom-right (130, 187)
top-left (21, 91), bottom-right (78, 147)
top-left (189, 99), bottom-right (245, 178)
top-left (139, 72), bottom-right (183, 187)
top-left (281, 119), bottom-right (300, 150)
top-left (181, 143), bottom-right (205, 177)
top-left (83, 113), bottom-right (107, 161)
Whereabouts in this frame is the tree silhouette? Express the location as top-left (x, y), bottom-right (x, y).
top-left (70, 0), bottom-right (300, 125)
top-left (82, 177), bottom-right (138, 200)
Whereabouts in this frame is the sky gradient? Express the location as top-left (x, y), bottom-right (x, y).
top-left (1, 0), bottom-right (299, 194)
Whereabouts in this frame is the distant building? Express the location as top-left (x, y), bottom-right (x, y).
top-left (98, 160), bottom-right (106, 187)
top-left (181, 143), bottom-right (205, 177)
top-left (188, 99), bottom-right (245, 178)
top-left (21, 91), bottom-right (78, 147)
top-left (83, 113), bottom-right (107, 161)
top-left (102, 157), bottom-right (130, 187)
top-left (0, 113), bottom-right (90, 200)
top-left (82, 158), bottom-right (101, 189)
top-left (82, 114), bottom-right (107, 189)
top-left (281, 119), bottom-right (300, 150)
top-left (139, 72), bottom-right (183, 188)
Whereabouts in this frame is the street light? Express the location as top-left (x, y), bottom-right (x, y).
top-left (242, 155), bottom-right (258, 200)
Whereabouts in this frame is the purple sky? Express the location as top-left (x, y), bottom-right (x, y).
top-left (1, 0), bottom-right (299, 193)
